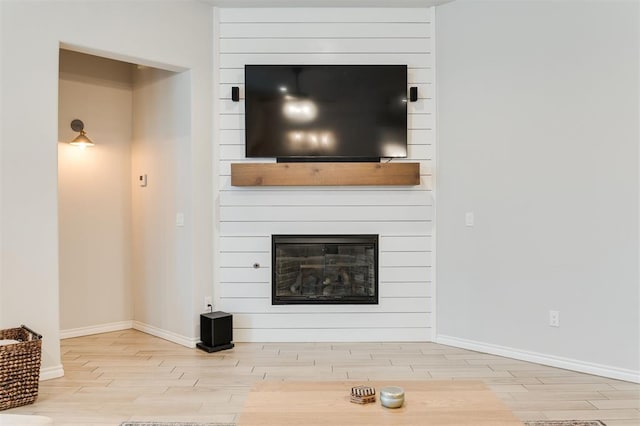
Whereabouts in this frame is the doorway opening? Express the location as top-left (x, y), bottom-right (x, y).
top-left (57, 48), bottom-right (191, 341)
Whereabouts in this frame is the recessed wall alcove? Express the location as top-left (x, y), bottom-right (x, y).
top-left (57, 48), bottom-right (194, 343)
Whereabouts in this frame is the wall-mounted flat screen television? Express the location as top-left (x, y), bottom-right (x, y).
top-left (244, 65), bottom-right (408, 162)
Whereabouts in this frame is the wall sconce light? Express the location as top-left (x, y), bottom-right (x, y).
top-left (69, 119), bottom-right (94, 148)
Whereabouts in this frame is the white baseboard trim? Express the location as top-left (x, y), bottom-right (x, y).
top-left (132, 321), bottom-right (197, 348)
top-left (436, 334), bottom-right (640, 383)
top-left (60, 321), bottom-right (134, 339)
top-left (39, 364), bottom-right (64, 381)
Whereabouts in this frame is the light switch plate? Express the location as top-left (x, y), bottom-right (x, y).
top-left (465, 212), bottom-right (474, 227)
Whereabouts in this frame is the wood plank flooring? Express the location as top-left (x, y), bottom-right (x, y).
top-left (4, 329), bottom-right (639, 425)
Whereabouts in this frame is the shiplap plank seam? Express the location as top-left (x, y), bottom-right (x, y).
top-left (219, 8), bottom-right (431, 20)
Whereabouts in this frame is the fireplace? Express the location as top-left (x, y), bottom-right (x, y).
top-left (272, 235), bottom-right (378, 305)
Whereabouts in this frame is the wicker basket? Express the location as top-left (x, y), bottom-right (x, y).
top-left (0, 325), bottom-right (42, 410)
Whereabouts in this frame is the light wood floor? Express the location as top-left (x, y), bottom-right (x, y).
top-left (4, 329), bottom-right (639, 425)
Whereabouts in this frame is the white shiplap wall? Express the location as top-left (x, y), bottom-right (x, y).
top-left (216, 7), bottom-right (434, 342)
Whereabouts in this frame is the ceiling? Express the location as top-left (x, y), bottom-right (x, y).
top-left (202, 0), bottom-right (453, 7)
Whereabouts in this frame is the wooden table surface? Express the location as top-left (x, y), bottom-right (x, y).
top-left (237, 380), bottom-right (525, 425)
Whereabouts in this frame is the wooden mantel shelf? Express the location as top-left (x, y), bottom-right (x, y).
top-left (230, 162), bottom-right (420, 186)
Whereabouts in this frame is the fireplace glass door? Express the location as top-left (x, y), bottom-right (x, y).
top-left (272, 235), bottom-right (378, 305)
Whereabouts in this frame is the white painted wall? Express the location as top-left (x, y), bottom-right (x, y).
top-left (216, 7), bottom-right (435, 342)
top-left (436, 0), bottom-right (639, 381)
top-left (0, 0), bottom-right (212, 377)
top-left (132, 67), bottom-right (194, 343)
top-left (0, 3), bottom-right (4, 325)
top-left (58, 50), bottom-right (134, 332)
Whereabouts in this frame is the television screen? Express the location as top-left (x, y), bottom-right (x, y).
top-left (244, 65), bottom-right (408, 161)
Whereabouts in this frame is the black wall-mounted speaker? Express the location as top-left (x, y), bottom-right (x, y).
top-left (409, 87), bottom-right (418, 102)
top-left (231, 86), bottom-right (240, 102)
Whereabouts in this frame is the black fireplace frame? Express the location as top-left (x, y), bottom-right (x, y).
top-left (272, 234), bottom-right (379, 305)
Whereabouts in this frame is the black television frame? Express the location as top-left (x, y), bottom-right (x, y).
top-left (244, 64), bottom-right (408, 163)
